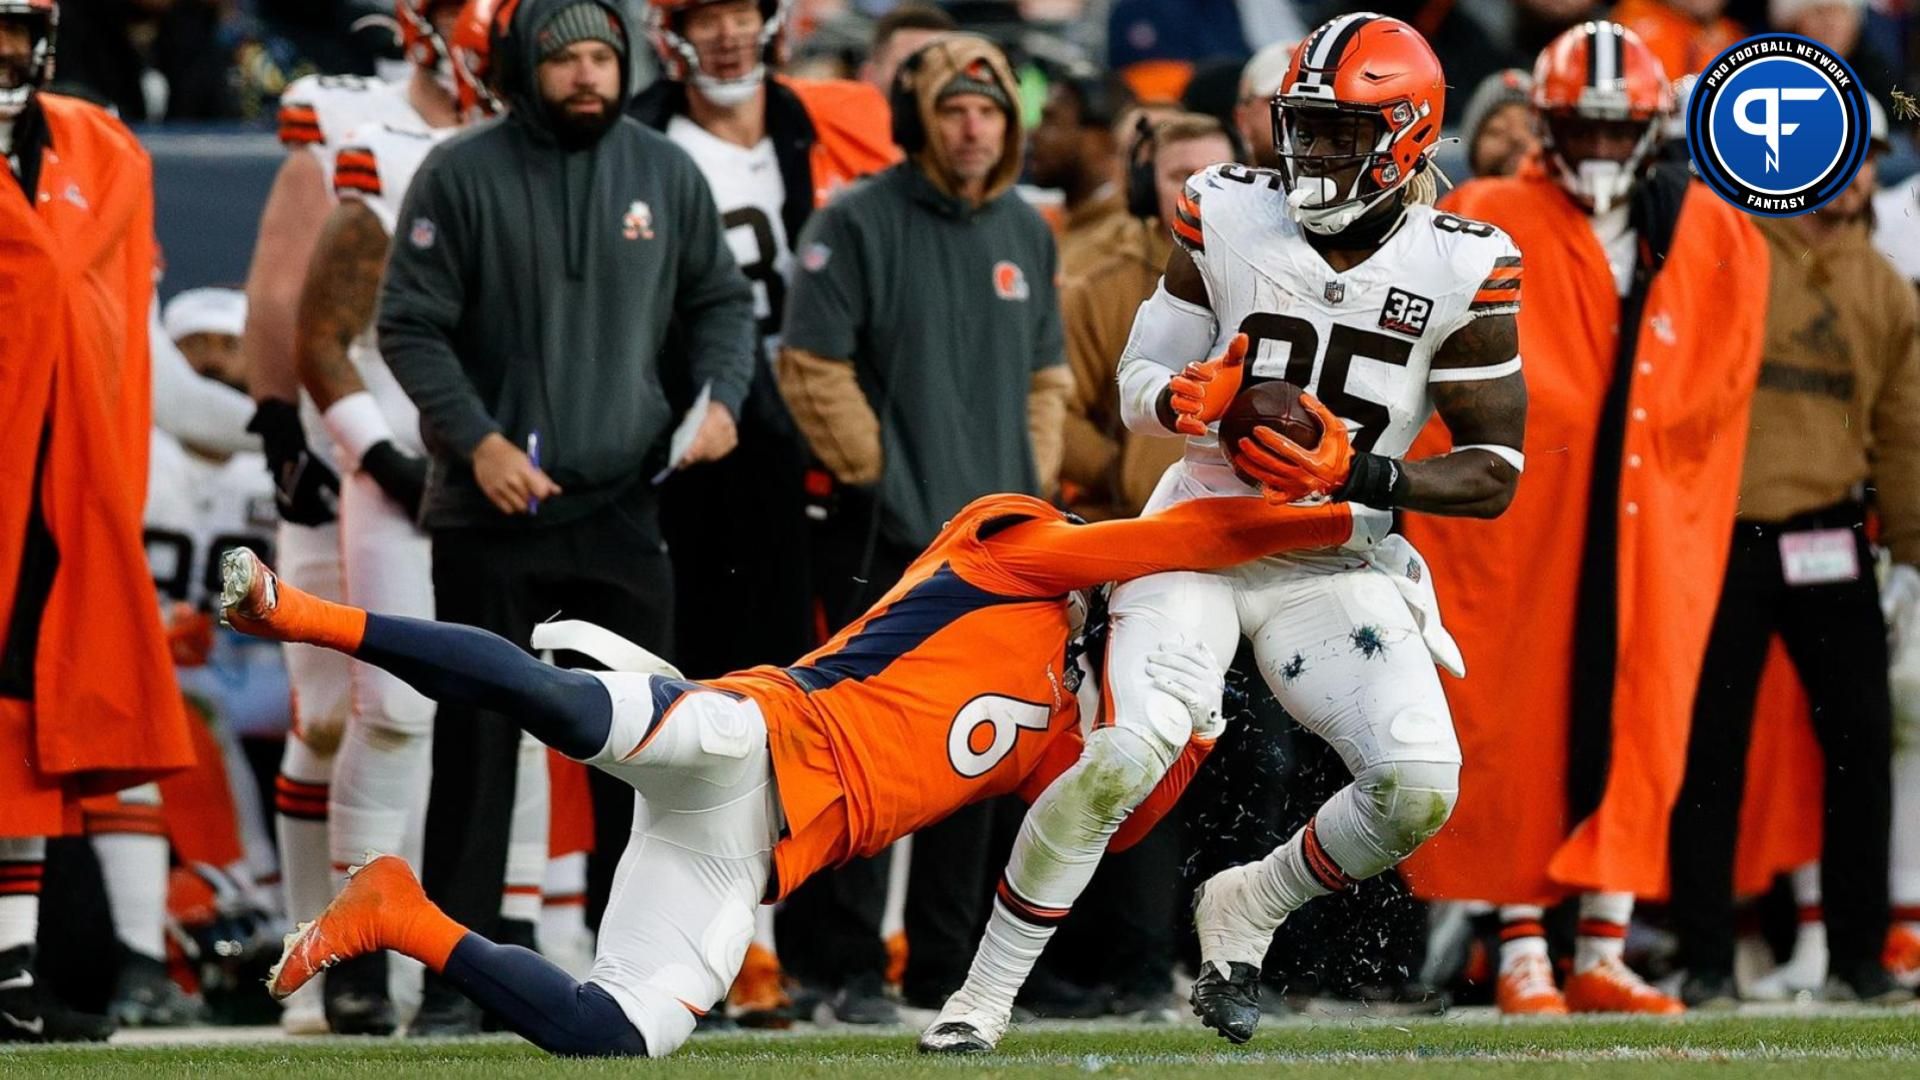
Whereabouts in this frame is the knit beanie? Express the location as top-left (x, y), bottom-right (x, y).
top-left (1460, 69), bottom-right (1532, 147)
top-left (536, 2), bottom-right (628, 62)
top-left (938, 56), bottom-right (1013, 114)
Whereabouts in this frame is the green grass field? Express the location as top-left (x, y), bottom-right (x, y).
top-left (8, 1015), bottom-right (1920, 1079)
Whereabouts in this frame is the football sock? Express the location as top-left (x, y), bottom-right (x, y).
top-left (215, 721), bottom-right (282, 909)
top-left (355, 614), bottom-right (614, 761)
top-left (955, 896), bottom-right (1056, 1016)
top-left (1248, 817), bottom-right (1344, 926)
top-left (540, 853), bottom-right (590, 969)
top-left (503, 733), bottom-right (549, 925)
top-left (1498, 905), bottom-right (1549, 971)
top-left (329, 712), bottom-right (432, 879)
top-left (1892, 743), bottom-right (1920, 921)
top-left (441, 935), bottom-right (648, 1057)
top-left (0, 836), bottom-right (45, 965)
top-left (275, 735), bottom-right (336, 928)
top-left (1575, 891), bottom-right (1633, 973)
top-left (88, 792), bottom-right (170, 962)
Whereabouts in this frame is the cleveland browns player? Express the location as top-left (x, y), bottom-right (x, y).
top-left (930, 13), bottom-right (1528, 1049)
top-left (219, 434), bottom-right (1384, 1058)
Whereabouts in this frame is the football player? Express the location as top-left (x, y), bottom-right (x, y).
top-left (225, 450), bottom-right (1385, 1058)
top-left (237, 0), bottom-right (466, 1036)
top-left (928, 13), bottom-right (1527, 1049)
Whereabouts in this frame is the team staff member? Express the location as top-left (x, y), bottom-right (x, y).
top-left (1, 0), bottom-right (191, 1043)
top-left (629, 0), bottom-right (896, 682)
top-left (377, 0), bottom-right (754, 1034)
top-left (1667, 124), bottom-right (1919, 1008)
top-left (774, 32), bottom-right (1070, 1018)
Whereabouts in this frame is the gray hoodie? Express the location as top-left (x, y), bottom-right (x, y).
top-left (378, 0), bottom-right (754, 529)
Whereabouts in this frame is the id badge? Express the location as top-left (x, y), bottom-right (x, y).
top-left (1779, 528), bottom-right (1860, 586)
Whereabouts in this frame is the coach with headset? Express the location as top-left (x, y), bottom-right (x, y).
top-left (773, 32), bottom-right (1070, 1019)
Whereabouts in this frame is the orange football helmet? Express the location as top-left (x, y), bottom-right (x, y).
top-left (0, 0), bottom-right (56, 118)
top-left (647, 0), bottom-right (787, 106)
top-left (1531, 21), bottom-right (1673, 214)
top-left (396, 1), bottom-right (460, 71)
top-left (1274, 13), bottom-right (1445, 235)
top-left (449, 0), bottom-right (510, 120)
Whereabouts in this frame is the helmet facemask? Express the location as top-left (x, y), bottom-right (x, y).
top-left (0, 4), bottom-right (55, 121)
top-left (1274, 99), bottom-right (1422, 236)
top-left (654, 0), bottom-right (784, 108)
top-left (1540, 109), bottom-right (1660, 216)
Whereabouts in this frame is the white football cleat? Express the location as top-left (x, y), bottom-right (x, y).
top-left (278, 982), bottom-right (328, 1035)
top-left (917, 988), bottom-right (1008, 1054)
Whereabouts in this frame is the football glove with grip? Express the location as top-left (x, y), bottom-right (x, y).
top-left (1231, 392), bottom-right (1355, 503)
top-left (248, 399), bottom-right (339, 526)
top-left (1165, 334), bottom-right (1249, 437)
top-left (1145, 639), bottom-right (1226, 743)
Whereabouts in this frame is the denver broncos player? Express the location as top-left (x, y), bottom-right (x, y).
top-left (238, 0), bottom-right (466, 1036)
top-left (219, 462), bottom-right (1383, 1058)
top-left (933, 13), bottom-right (1527, 1048)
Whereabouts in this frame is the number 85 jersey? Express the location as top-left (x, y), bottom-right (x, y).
top-left (1171, 163), bottom-right (1521, 486)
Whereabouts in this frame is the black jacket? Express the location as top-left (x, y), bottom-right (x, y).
top-left (379, 0), bottom-right (755, 529)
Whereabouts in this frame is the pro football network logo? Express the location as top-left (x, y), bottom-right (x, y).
top-left (1686, 33), bottom-right (1870, 216)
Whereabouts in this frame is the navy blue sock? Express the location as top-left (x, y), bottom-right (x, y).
top-left (356, 614), bottom-right (613, 760)
top-left (442, 935), bottom-right (648, 1057)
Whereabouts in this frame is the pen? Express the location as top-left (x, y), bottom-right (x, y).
top-left (527, 431), bottom-right (540, 515)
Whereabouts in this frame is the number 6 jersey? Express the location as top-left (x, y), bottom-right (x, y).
top-left (1170, 163), bottom-right (1521, 490)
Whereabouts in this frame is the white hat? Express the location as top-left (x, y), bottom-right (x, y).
top-left (162, 287), bottom-right (248, 343)
top-left (1239, 39), bottom-right (1298, 102)
top-left (1768, 0), bottom-right (1866, 25)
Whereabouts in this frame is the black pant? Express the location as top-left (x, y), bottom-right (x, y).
top-left (421, 501), bottom-right (674, 942)
top-left (1669, 506), bottom-right (1893, 979)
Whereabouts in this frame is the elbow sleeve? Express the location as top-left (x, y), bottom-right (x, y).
top-left (1117, 282), bottom-right (1217, 436)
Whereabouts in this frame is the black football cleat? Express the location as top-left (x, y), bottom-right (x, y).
top-left (1190, 959), bottom-right (1262, 1044)
top-left (323, 951), bottom-right (396, 1036)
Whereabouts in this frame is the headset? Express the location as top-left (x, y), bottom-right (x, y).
top-left (1125, 114), bottom-right (1251, 219)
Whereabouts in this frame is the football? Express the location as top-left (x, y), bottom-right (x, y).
top-left (1218, 381), bottom-right (1323, 486)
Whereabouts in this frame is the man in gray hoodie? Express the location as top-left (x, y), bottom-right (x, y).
top-left (377, 0), bottom-right (754, 1034)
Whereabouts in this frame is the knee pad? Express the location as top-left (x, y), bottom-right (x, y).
top-left (1351, 758), bottom-right (1460, 857)
top-left (1076, 725), bottom-right (1180, 821)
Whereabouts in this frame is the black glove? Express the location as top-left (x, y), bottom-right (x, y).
top-left (360, 440), bottom-right (428, 519)
top-left (247, 399), bottom-right (339, 526)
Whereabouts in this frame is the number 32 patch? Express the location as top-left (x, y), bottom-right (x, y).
top-left (1378, 287), bottom-right (1432, 338)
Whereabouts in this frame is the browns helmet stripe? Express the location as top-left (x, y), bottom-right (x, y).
top-left (1299, 11), bottom-right (1376, 87)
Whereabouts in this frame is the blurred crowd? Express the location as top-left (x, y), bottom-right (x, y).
top-left (6, 0), bottom-right (1920, 1050)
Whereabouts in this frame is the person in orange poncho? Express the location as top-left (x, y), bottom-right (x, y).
top-left (1399, 21), bottom-right (1766, 1015)
top-left (0, 0), bottom-right (191, 1043)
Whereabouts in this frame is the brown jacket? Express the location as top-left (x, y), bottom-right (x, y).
top-left (1059, 214), bottom-right (1185, 519)
top-left (1740, 217), bottom-right (1920, 562)
top-left (1058, 188), bottom-right (1128, 281)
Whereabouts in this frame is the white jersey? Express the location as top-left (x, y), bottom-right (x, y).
top-left (1174, 163), bottom-right (1522, 488)
top-left (146, 431), bottom-right (278, 609)
top-left (666, 115), bottom-right (794, 352)
top-left (276, 75), bottom-right (428, 467)
top-left (1874, 174), bottom-right (1920, 285)
top-left (329, 121), bottom-right (457, 455)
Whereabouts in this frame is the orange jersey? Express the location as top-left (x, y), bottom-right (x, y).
top-left (710, 492), bottom-right (1358, 899)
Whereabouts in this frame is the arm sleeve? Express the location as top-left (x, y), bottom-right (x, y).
top-left (150, 299), bottom-right (259, 456)
top-left (671, 158), bottom-right (756, 417)
top-left (1117, 281), bottom-right (1216, 435)
top-left (982, 498), bottom-right (1353, 595)
top-left (1110, 738), bottom-right (1213, 852)
top-left (776, 346), bottom-right (882, 485)
top-left (1875, 288), bottom-right (1920, 565)
top-left (376, 157), bottom-right (498, 459)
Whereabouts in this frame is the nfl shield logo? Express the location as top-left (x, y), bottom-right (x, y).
top-left (1324, 280), bottom-right (1345, 304)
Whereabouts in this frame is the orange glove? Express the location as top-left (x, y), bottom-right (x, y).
top-left (166, 602), bottom-right (215, 667)
top-left (1165, 334), bottom-right (1249, 437)
top-left (1231, 393), bottom-right (1354, 502)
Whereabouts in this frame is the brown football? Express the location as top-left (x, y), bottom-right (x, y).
top-left (1218, 381), bottom-right (1323, 486)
